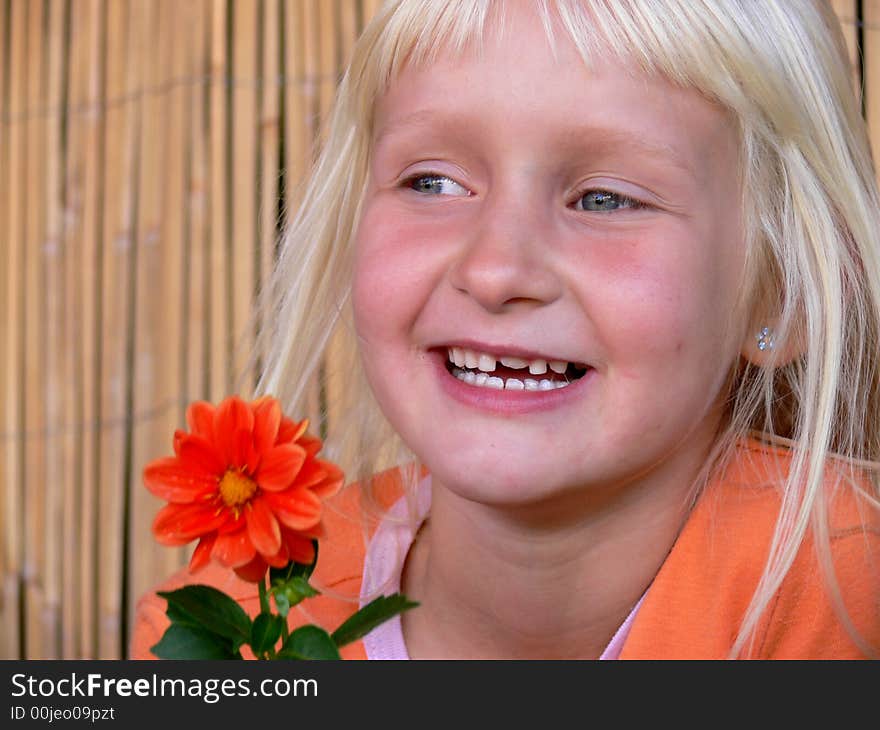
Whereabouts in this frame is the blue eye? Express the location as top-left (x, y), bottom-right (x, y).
top-left (407, 174), bottom-right (470, 196)
top-left (575, 190), bottom-right (641, 212)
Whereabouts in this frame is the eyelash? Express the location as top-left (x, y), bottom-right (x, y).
top-left (402, 173), bottom-right (647, 213)
top-left (571, 188), bottom-right (646, 213)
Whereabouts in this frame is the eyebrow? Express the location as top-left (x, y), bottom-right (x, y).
top-left (373, 109), bottom-right (696, 175)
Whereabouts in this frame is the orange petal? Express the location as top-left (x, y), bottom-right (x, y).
top-left (152, 502), bottom-right (228, 543)
top-left (287, 459), bottom-right (326, 491)
top-left (252, 398), bottom-right (281, 455)
top-left (234, 555), bottom-right (268, 583)
top-left (297, 433), bottom-right (323, 458)
top-left (214, 396), bottom-right (255, 464)
top-left (232, 428), bottom-right (255, 471)
top-left (217, 510), bottom-right (246, 534)
top-left (173, 429), bottom-right (186, 456)
top-left (276, 417), bottom-right (308, 445)
top-left (243, 437), bottom-right (261, 476)
top-left (281, 529), bottom-right (316, 565)
top-left (177, 433), bottom-right (225, 475)
top-left (255, 443), bottom-right (306, 491)
top-left (186, 401), bottom-right (216, 440)
top-left (189, 535), bottom-right (216, 573)
top-left (264, 543), bottom-right (289, 568)
top-left (262, 488), bottom-right (322, 531)
top-left (211, 528), bottom-right (257, 568)
top-left (246, 497), bottom-right (281, 556)
top-left (143, 457), bottom-right (218, 503)
top-left (311, 460), bottom-right (344, 498)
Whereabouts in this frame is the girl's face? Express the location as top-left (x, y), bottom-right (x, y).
top-left (352, 7), bottom-right (747, 508)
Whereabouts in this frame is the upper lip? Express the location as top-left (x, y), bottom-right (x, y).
top-left (431, 339), bottom-right (589, 367)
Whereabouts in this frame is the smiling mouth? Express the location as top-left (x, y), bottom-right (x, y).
top-left (442, 346), bottom-right (590, 391)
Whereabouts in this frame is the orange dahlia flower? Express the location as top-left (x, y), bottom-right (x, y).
top-left (144, 395), bottom-right (343, 582)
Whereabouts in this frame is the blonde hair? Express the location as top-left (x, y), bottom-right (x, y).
top-left (249, 0), bottom-right (880, 657)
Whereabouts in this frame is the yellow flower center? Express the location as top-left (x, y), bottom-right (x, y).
top-left (218, 469), bottom-right (257, 508)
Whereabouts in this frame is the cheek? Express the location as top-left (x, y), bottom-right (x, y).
top-left (571, 229), bottom-right (739, 370)
top-left (352, 198), bottom-right (466, 339)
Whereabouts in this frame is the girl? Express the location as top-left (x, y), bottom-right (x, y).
top-left (133, 0), bottom-right (880, 659)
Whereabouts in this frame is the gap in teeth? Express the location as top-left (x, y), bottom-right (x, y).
top-left (448, 347), bottom-right (583, 376)
top-left (450, 366), bottom-right (571, 390)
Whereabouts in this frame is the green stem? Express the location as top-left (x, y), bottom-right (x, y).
top-left (258, 577), bottom-right (270, 615)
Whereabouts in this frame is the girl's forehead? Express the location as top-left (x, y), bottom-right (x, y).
top-left (365, 0), bottom-right (754, 131)
top-left (371, 5), bottom-right (734, 152)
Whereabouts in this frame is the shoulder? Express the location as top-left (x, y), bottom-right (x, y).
top-left (621, 439), bottom-right (880, 659)
top-left (129, 465), bottom-right (411, 660)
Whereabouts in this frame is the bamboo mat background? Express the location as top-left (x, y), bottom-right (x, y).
top-left (0, 0), bottom-right (869, 659)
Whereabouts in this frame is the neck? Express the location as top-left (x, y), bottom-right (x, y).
top-left (400, 437), bottom-right (714, 659)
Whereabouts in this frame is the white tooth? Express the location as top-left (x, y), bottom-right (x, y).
top-left (499, 356), bottom-right (528, 369)
top-left (463, 370), bottom-right (476, 384)
top-left (474, 373), bottom-right (488, 386)
top-left (452, 367), bottom-right (463, 376)
top-left (549, 360), bottom-right (568, 374)
top-left (452, 347), bottom-right (465, 367)
top-left (538, 379), bottom-right (555, 391)
top-left (529, 359), bottom-right (548, 375)
top-left (505, 378), bottom-right (524, 390)
top-left (464, 349), bottom-right (479, 369)
top-left (486, 376), bottom-right (504, 390)
top-left (555, 380), bottom-right (570, 388)
top-left (524, 379), bottom-right (540, 391)
top-left (478, 354), bottom-right (497, 372)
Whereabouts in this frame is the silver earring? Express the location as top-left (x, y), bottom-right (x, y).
top-left (756, 326), bottom-right (774, 351)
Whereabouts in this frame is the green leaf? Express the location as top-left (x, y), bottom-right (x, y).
top-left (331, 593), bottom-right (419, 648)
top-left (278, 625), bottom-right (341, 660)
top-left (158, 585), bottom-right (252, 647)
top-left (150, 624), bottom-right (242, 660)
top-left (165, 601), bottom-right (203, 630)
top-left (251, 613), bottom-right (285, 655)
top-left (269, 540), bottom-right (319, 583)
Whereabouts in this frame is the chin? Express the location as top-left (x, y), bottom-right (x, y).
top-left (420, 448), bottom-right (567, 507)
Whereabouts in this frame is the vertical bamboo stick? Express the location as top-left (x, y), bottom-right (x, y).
top-left (60, 0), bottom-right (87, 659)
top-left (98, 0), bottom-right (135, 660)
top-left (831, 0), bottom-right (862, 102)
top-left (300, 0), bottom-right (324, 430)
top-left (23, 0), bottom-right (48, 659)
top-left (362, 0), bottom-right (383, 26)
top-left (42, 0), bottom-right (72, 659)
top-left (208, 0), bottom-right (230, 401)
top-left (184, 0), bottom-right (209, 407)
top-left (281, 0), bottom-right (321, 424)
top-left (283, 0), bottom-right (307, 210)
top-left (1, 0), bottom-right (27, 660)
top-left (865, 1), bottom-right (880, 178)
top-left (65, 0), bottom-right (88, 657)
top-left (230, 0), bottom-right (258, 396)
top-left (340, 0), bottom-right (358, 67)
top-left (120, 0), bottom-right (149, 658)
top-left (0, 0), bottom-right (14, 661)
top-left (69, 0), bottom-right (104, 659)
top-left (259, 0), bottom-right (281, 369)
top-left (317, 0), bottom-right (351, 441)
top-left (131, 0), bottom-right (181, 628)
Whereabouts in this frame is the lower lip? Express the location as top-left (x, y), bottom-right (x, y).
top-left (431, 350), bottom-right (594, 415)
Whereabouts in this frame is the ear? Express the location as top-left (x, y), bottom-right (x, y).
top-left (739, 319), bottom-right (804, 367)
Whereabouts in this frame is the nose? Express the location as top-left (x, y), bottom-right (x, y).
top-left (447, 189), bottom-right (563, 314)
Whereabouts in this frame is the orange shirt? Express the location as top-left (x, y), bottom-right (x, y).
top-left (130, 439), bottom-right (880, 659)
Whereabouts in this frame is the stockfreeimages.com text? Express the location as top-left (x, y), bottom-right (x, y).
top-left (10, 672), bottom-right (317, 704)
